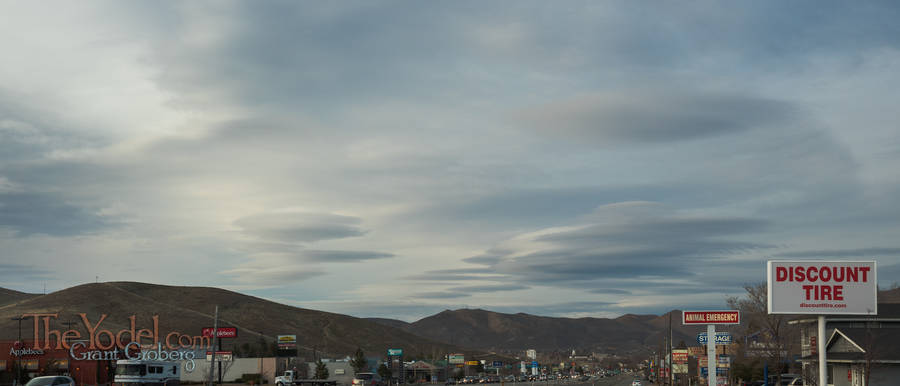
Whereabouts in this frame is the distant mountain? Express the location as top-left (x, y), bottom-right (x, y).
top-left (0, 282), bottom-right (462, 359)
top-left (879, 288), bottom-right (900, 303)
top-left (365, 318), bottom-right (411, 330)
top-left (385, 308), bottom-right (706, 355)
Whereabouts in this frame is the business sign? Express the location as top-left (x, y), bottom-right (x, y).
top-left (492, 361), bottom-right (503, 368)
top-left (682, 311), bottom-right (740, 325)
top-left (767, 261), bottom-right (877, 315)
top-left (387, 348), bottom-right (403, 356)
top-left (277, 335), bottom-right (297, 348)
top-left (449, 354), bottom-right (465, 364)
top-left (672, 350), bottom-right (688, 364)
top-left (466, 361), bottom-right (480, 366)
top-left (202, 327), bottom-right (238, 338)
top-left (205, 351), bottom-right (233, 361)
top-left (697, 332), bottom-right (733, 345)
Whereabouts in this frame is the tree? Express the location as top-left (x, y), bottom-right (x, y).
top-left (727, 283), bottom-right (798, 386)
top-left (315, 359), bottom-right (329, 380)
top-left (350, 347), bottom-right (368, 374)
top-left (377, 364), bottom-right (392, 381)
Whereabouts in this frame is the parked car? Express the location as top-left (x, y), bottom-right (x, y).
top-left (25, 376), bottom-right (75, 386)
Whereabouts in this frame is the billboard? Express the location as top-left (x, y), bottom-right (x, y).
top-left (682, 311), bottom-right (740, 325)
top-left (277, 335), bottom-right (297, 348)
top-left (767, 261), bottom-right (877, 315)
top-left (449, 354), bottom-right (465, 364)
top-left (202, 327), bottom-right (238, 338)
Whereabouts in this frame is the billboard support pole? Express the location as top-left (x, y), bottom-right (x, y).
top-left (208, 306), bottom-right (218, 386)
top-left (818, 316), bottom-right (827, 386)
top-left (707, 324), bottom-right (715, 386)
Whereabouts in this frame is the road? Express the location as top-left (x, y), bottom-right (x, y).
top-left (505, 374), bottom-right (644, 386)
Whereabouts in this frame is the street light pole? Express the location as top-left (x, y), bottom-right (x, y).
top-left (11, 316), bottom-right (24, 342)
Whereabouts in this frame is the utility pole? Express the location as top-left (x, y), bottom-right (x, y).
top-left (11, 316), bottom-right (24, 342)
top-left (208, 306), bottom-right (219, 386)
top-left (668, 312), bottom-right (673, 386)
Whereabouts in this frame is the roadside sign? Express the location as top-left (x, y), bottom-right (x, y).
top-left (466, 361), bottom-right (480, 366)
top-left (697, 332), bottom-right (733, 345)
top-left (206, 351), bottom-right (233, 361)
top-left (202, 327), bottom-right (238, 338)
top-left (767, 260), bottom-right (877, 315)
top-left (683, 311), bottom-right (740, 325)
top-left (388, 348), bottom-right (403, 356)
top-left (449, 354), bottom-right (465, 364)
top-left (531, 361), bottom-right (538, 367)
top-left (672, 350), bottom-right (688, 364)
top-left (492, 361), bottom-right (503, 367)
top-left (277, 335), bottom-right (296, 348)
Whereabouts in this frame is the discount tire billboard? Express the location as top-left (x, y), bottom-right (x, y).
top-left (767, 260), bottom-right (877, 315)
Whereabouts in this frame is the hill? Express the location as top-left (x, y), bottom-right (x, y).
top-left (0, 282), bottom-right (461, 359)
top-left (371, 308), bottom-right (707, 356)
top-left (0, 287), bottom-right (39, 307)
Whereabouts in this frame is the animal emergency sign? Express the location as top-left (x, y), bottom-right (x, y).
top-left (767, 260), bottom-right (877, 315)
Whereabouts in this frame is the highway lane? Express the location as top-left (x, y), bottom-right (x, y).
top-left (503, 374), bottom-right (646, 386)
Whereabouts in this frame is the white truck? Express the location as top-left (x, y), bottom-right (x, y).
top-left (275, 370), bottom-right (337, 386)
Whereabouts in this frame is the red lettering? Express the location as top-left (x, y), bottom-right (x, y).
top-left (820, 266), bottom-right (832, 282)
top-left (803, 285), bottom-right (814, 300)
top-left (79, 313), bottom-right (108, 350)
top-left (115, 315), bottom-right (135, 350)
top-left (796, 266), bottom-right (806, 281)
top-left (807, 266), bottom-right (818, 282)
top-left (834, 285), bottom-right (844, 301)
top-left (152, 315), bottom-right (160, 344)
top-left (833, 267), bottom-right (845, 282)
top-left (776, 266), bottom-right (788, 281)
top-left (42, 316), bottom-right (62, 350)
top-left (166, 332), bottom-right (179, 350)
top-left (821, 285), bottom-right (832, 300)
top-left (860, 267), bottom-right (870, 282)
top-left (96, 329), bottom-right (115, 350)
top-left (61, 330), bottom-right (80, 349)
top-left (21, 313), bottom-right (56, 349)
top-left (847, 267), bottom-right (858, 282)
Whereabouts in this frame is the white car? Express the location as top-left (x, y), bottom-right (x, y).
top-left (631, 380), bottom-right (642, 386)
top-left (25, 376), bottom-right (76, 386)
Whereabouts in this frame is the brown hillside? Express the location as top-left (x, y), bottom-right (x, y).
top-left (0, 287), bottom-right (39, 307)
top-left (0, 282), bottom-right (459, 359)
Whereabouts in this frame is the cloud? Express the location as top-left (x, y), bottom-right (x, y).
top-left (515, 91), bottom-right (796, 145)
top-left (454, 203), bottom-right (773, 294)
top-left (234, 212), bottom-right (366, 243)
top-left (220, 265), bottom-right (325, 284)
top-left (301, 250), bottom-right (393, 263)
top-left (0, 192), bottom-right (116, 237)
top-left (412, 292), bottom-right (471, 300)
top-left (0, 263), bottom-right (54, 281)
top-left (449, 284), bottom-right (529, 293)
top-left (774, 247), bottom-right (900, 258)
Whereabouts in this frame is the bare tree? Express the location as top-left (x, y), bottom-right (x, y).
top-left (727, 283), bottom-right (799, 385)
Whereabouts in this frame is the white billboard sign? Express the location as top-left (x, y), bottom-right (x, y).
top-left (767, 260), bottom-right (877, 315)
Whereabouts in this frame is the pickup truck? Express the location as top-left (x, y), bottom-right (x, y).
top-left (275, 370), bottom-right (338, 386)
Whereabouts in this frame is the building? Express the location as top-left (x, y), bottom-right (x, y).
top-left (791, 303), bottom-right (900, 386)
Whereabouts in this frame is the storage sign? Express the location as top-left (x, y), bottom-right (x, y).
top-left (697, 332), bottom-right (732, 345)
top-left (767, 260), bottom-right (877, 315)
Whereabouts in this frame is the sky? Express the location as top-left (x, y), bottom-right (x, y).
top-left (2, 1), bottom-right (900, 322)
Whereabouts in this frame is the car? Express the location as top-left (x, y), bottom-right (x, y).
top-left (352, 373), bottom-right (383, 386)
top-left (631, 380), bottom-right (642, 386)
top-left (25, 376), bottom-right (75, 386)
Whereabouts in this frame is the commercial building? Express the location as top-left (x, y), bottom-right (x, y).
top-left (791, 303), bottom-right (900, 386)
